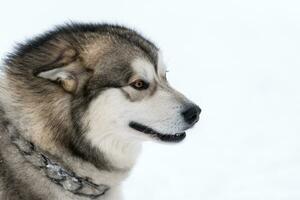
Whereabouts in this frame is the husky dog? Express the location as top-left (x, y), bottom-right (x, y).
top-left (0, 23), bottom-right (201, 200)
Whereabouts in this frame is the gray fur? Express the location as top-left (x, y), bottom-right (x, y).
top-left (0, 23), bottom-right (159, 200)
top-left (0, 23), bottom-right (200, 200)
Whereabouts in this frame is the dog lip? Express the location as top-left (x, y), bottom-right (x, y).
top-left (129, 122), bottom-right (186, 143)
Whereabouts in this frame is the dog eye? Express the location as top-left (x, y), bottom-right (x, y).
top-left (130, 80), bottom-right (149, 90)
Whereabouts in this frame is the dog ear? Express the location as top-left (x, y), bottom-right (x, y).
top-left (35, 48), bottom-right (92, 94)
top-left (38, 68), bottom-right (79, 93)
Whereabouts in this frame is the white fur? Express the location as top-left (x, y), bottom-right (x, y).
top-left (85, 89), bottom-right (142, 170)
top-left (84, 56), bottom-right (190, 172)
top-left (131, 57), bottom-right (156, 82)
top-left (157, 51), bottom-right (168, 77)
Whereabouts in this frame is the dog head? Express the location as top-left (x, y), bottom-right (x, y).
top-left (5, 24), bottom-right (200, 147)
top-left (29, 24), bottom-right (201, 145)
top-left (83, 53), bottom-right (201, 144)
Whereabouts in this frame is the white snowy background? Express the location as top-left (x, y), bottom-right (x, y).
top-left (1, 0), bottom-right (300, 199)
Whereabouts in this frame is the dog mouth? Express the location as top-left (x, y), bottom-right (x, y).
top-left (129, 122), bottom-right (186, 143)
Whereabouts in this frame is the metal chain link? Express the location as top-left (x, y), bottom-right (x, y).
top-left (6, 123), bottom-right (109, 199)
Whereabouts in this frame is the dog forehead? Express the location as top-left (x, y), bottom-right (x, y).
top-left (157, 51), bottom-right (167, 76)
top-left (130, 52), bottom-right (166, 80)
top-left (131, 57), bottom-right (156, 80)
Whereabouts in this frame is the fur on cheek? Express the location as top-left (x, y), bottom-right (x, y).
top-left (83, 90), bottom-right (142, 170)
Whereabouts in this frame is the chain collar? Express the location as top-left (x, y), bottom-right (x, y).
top-left (5, 123), bottom-right (109, 199)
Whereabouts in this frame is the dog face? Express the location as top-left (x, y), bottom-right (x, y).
top-left (30, 24), bottom-right (200, 145)
top-left (83, 51), bottom-right (201, 144)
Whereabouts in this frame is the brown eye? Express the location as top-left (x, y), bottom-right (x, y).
top-left (130, 79), bottom-right (149, 90)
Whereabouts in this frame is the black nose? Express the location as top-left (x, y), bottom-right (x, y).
top-left (181, 105), bottom-right (201, 125)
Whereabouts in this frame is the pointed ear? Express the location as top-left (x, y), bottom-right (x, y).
top-left (35, 48), bottom-right (92, 94)
top-left (38, 68), bottom-right (78, 93)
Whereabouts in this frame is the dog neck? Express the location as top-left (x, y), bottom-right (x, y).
top-left (3, 119), bottom-right (109, 198)
top-left (89, 132), bottom-right (142, 170)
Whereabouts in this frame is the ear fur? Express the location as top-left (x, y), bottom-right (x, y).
top-left (35, 48), bottom-right (92, 94)
top-left (38, 68), bottom-right (78, 93)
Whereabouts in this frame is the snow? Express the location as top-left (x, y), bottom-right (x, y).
top-left (1, 0), bottom-right (300, 199)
